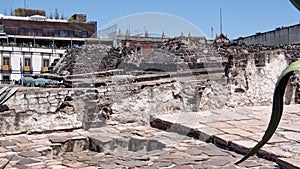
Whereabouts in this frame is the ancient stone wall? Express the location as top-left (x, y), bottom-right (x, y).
top-left (225, 52), bottom-right (288, 107)
top-left (0, 80), bottom-right (200, 135)
top-left (2, 37), bottom-right (297, 135)
top-left (2, 88), bottom-right (102, 135)
top-left (200, 51), bottom-right (289, 109)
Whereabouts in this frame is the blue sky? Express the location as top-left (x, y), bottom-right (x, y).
top-left (1, 0), bottom-right (300, 39)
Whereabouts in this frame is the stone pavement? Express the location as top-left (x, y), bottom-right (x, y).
top-left (0, 122), bottom-right (279, 168)
top-left (2, 105), bottom-right (300, 168)
top-left (151, 105), bottom-right (300, 169)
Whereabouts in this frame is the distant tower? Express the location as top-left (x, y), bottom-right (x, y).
top-left (126, 29), bottom-right (129, 38)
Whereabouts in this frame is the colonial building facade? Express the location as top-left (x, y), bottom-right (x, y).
top-left (0, 13), bottom-right (97, 83)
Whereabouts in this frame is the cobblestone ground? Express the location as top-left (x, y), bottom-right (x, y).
top-left (0, 122), bottom-right (279, 169)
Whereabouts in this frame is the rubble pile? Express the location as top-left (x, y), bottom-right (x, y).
top-left (52, 37), bottom-right (227, 76)
top-left (100, 47), bottom-right (135, 70)
top-left (52, 45), bottom-right (109, 75)
top-left (52, 45), bottom-right (136, 75)
top-left (217, 43), bottom-right (300, 69)
top-left (157, 37), bottom-right (224, 69)
top-left (49, 37), bottom-right (300, 106)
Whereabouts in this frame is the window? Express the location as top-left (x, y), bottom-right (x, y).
top-left (54, 30), bottom-right (60, 37)
top-left (69, 31), bottom-right (74, 37)
top-left (82, 31), bottom-right (88, 38)
top-left (137, 45), bottom-right (142, 55)
top-left (0, 25), bottom-right (3, 33)
top-left (43, 59), bottom-right (49, 67)
top-left (60, 30), bottom-right (69, 37)
top-left (24, 58), bottom-right (31, 66)
top-left (2, 75), bottom-right (10, 84)
top-left (2, 57), bottom-right (10, 71)
top-left (37, 29), bottom-right (43, 36)
top-left (27, 28), bottom-right (37, 36)
top-left (3, 57), bottom-right (9, 66)
top-left (20, 28), bottom-right (26, 35)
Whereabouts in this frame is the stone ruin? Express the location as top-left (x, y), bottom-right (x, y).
top-left (1, 35), bottom-right (300, 137)
top-left (50, 36), bottom-right (300, 109)
top-left (5, 35), bottom-right (300, 132)
top-left (0, 36), bottom-right (300, 168)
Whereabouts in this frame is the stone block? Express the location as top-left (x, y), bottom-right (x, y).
top-left (15, 93), bottom-right (25, 100)
top-left (38, 98), bottom-right (48, 105)
top-left (48, 92), bottom-right (58, 97)
top-left (89, 135), bottom-right (115, 153)
top-left (19, 151), bottom-right (41, 158)
top-left (25, 93), bottom-right (37, 99)
top-left (48, 97), bottom-right (58, 104)
top-left (34, 146), bottom-right (53, 159)
top-left (36, 92), bottom-right (49, 98)
top-left (28, 98), bottom-right (38, 105)
top-left (58, 91), bottom-right (68, 95)
top-left (230, 140), bottom-right (258, 155)
top-left (49, 106), bottom-right (57, 112)
top-left (213, 134), bottom-right (242, 146)
top-left (220, 128), bottom-right (255, 138)
top-left (260, 146), bottom-right (293, 159)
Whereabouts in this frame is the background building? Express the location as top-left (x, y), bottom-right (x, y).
top-left (0, 11), bottom-right (97, 83)
top-left (115, 34), bottom-right (166, 57)
top-left (234, 23), bottom-right (300, 46)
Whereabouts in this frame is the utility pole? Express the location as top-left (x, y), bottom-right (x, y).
top-left (220, 8), bottom-right (223, 35)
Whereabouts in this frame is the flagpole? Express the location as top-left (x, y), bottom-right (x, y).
top-left (220, 8), bottom-right (223, 35)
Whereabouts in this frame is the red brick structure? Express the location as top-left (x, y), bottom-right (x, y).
top-left (116, 35), bottom-right (166, 57)
top-left (0, 15), bottom-right (96, 38)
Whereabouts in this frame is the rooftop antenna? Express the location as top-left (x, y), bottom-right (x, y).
top-left (220, 8), bottom-right (223, 35)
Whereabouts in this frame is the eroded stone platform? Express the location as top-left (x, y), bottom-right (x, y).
top-left (0, 123), bottom-right (278, 168)
top-left (151, 105), bottom-right (300, 169)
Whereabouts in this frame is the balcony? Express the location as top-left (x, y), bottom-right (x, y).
top-left (2, 65), bottom-right (10, 71)
top-left (1, 65), bottom-right (11, 73)
top-left (42, 67), bottom-right (49, 73)
top-left (23, 66), bottom-right (31, 72)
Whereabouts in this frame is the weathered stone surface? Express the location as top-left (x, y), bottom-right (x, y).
top-left (279, 131), bottom-right (300, 142)
top-left (277, 158), bottom-right (300, 169)
top-left (19, 151), bottom-right (41, 158)
top-left (16, 158), bottom-right (40, 165)
top-left (221, 128), bottom-right (255, 137)
top-left (150, 106), bottom-right (300, 168)
top-left (202, 157), bottom-right (231, 166)
top-left (64, 162), bottom-right (86, 168)
top-left (213, 134), bottom-right (242, 146)
top-left (116, 160), bottom-right (148, 167)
